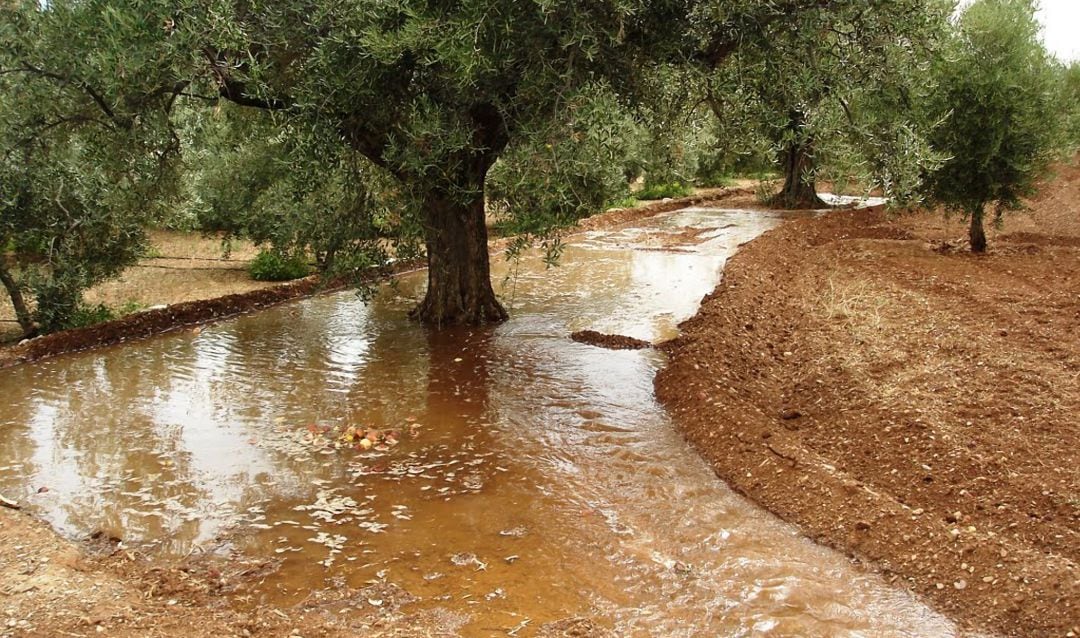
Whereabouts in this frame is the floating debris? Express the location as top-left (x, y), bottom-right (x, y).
top-left (450, 553), bottom-right (487, 571)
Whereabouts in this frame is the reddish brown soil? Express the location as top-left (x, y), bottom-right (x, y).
top-left (570, 330), bottom-right (653, 350)
top-left (656, 165), bottom-right (1080, 637)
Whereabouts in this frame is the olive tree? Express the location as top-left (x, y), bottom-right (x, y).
top-left (1059, 61), bottom-right (1080, 153)
top-left (927, 0), bottom-right (1062, 252)
top-left (0, 2), bottom-right (183, 335)
top-left (706, 0), bottom-right (950, 208)
top-left (174, 0), bottom-right (902, 325)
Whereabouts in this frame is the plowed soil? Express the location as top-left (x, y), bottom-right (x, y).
top-left (656, 163), bottom-right (1080, 637)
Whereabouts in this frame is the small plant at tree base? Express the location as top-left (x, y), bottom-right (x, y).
top-left (636, 182), bottom-right (693, 200)
top-left (117, 300), bottom-right (148, 316)
top-left (249, 250), bottom-right (311, 282)
top-left (755, 178), bottom-right (783, 205)
top-left (63, 304), bottom-right (117, 330)
top-left (606, 196), bottom-right (638, 210)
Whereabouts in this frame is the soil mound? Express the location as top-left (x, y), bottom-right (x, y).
top-left (570, 330), bottom-right (652, 350)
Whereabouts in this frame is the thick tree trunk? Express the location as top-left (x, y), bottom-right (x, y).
top-left (410, 184), bottom-right (507, 326)
top-left (0, 261), bottom-right (36, 338)
top-left (969, 206), bottom-right (987, 253)
top-left (769, 139), bottom-right (827, 210)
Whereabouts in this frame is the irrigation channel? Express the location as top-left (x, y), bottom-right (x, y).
top-left (0, 204), bottom-right (959, 636)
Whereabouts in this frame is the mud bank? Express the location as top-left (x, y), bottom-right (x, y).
top-left (656, 201), bottom-right (1080, 636)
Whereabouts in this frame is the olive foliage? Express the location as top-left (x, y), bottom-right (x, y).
top-left (50, 0), bottom-right (898, 325)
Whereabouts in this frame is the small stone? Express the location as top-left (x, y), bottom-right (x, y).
top-left (954, 580), bottom-right (967, 590)
top-left (855, 521), bottom-right (872, 531)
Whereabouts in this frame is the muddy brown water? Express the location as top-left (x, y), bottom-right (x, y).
top-left (0, 207), bottom-right (958, 636)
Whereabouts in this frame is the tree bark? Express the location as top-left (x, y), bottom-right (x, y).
top-left (410, 180), bottom-right (507, 326)
top-left (0, 260), bottom-right (36, 338)
top-left (769, 138), bottom-right (827, 209)
top-left (969, 205), bottom-right (987, 253)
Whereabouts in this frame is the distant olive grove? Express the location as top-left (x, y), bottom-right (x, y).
top-left (1, 0), bottom-right (1076, 337)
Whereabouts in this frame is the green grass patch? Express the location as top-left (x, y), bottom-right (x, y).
top-left (606, 195), bottom-right (638, 209)
top-left (635, 182), bottom-right (693, 200)
top-left (249, 250), bottom-right (311, 282)
top-left (65, 304), bottom-right (116, 329)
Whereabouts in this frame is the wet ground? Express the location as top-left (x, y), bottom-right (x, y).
top-left (0, 207), bottom-right (959, 636)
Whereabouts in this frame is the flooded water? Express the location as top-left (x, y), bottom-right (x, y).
top-left (0, 207), bottom-right (957, 636)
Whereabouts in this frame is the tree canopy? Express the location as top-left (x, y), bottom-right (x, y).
top-left (2, 0), bottom-right (1077, 335)
top-left (3, 0), bottom-right (928, 329)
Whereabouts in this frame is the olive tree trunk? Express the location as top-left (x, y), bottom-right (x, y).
top-left (0, 261), bottom-right (36, 338)
top-left (770, 138), bottom-right (827, 210)
top-left (969, 205), bottom-right (987, 253)
top-left (409, 175), bottom-right (507, 326)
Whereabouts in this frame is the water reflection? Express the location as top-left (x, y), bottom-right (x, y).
top-left (0, 208), bottom-right (956, 636)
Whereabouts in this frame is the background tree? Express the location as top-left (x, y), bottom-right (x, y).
top-left (1058, 61), bottom-right (1080, 153)
top-left (486, 83), bottom-right (644, 261)
top-left (706, 0), bottom-right (949, 208)
top-left (631, 66), bottom-right (719, 197)
top-left (927, 0), bottom-right (1063, 252)
top-left (0, 1), bottom-right (184, 335)
top-left (180, 107), bottom-right (410, 280)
